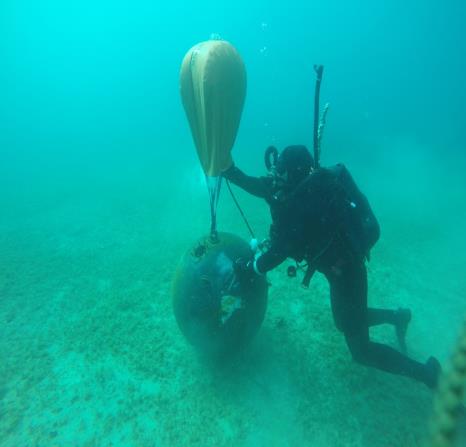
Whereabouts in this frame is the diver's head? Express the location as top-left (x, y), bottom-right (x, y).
top-left (275, 145), bottom-right (314, 187)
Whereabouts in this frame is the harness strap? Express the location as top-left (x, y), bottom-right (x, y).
top-left (301, 265), bottom-right (316, 288)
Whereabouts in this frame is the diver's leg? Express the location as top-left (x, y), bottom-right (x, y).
top-left (367, 308), bottom-right (410, 327)
top-left (345, 333), bottom-right (440, 388)
top-left (367, 307), bottom-right (412, 351)
top-left (325, 262), bottom-right (440, 388)
top-left (327, 263), bottom-right (411, 346)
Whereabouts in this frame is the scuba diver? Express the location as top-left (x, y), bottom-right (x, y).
top-left (222, 144), bottom-right (442, 389)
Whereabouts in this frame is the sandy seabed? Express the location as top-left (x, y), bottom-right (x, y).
top-left (1, 165), bottom-right (465, 447)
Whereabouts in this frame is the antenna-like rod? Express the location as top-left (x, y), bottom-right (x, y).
top-left (313, 64), bottom-right (324, 168)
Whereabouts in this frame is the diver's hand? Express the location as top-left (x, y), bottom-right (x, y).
top-left (221, 160), bottom-right (236, 179)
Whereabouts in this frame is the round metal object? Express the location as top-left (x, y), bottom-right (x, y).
top-left (172, 232), bottom-right (268, 357)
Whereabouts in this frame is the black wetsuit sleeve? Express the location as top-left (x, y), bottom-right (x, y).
top-left (255, 243), bottom-right (288, 273)
top-left (223, 163), bottom-right (287, 273)
top-left (222, 165), bottom-right (272, 200)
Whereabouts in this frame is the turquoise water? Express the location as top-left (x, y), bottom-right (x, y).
top-left (1, 1), bottom-right (465, 446)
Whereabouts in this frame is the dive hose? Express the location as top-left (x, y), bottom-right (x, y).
top-left (264, 146), bottom-right (279, 172)
top-left (225, 179), bottom-right (256, 240)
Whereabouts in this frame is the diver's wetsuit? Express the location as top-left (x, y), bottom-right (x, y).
top-left (224, 164), bottom-right (437, 388)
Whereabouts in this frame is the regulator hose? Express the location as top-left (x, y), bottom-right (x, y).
top-left (264, 145), bottom-right (279, 172)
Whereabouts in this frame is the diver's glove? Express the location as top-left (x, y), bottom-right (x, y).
top-left (221, 161), bottom-right (237, 180)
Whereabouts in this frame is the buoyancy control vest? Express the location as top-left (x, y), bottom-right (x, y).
top-left (273, 163), bottom-right (380, 268)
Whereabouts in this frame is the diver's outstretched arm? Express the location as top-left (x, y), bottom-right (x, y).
top-left (255, 245), bottom-right (287, 274)
top-left (234, 243), bottom-right (287, 282)
top-left (222, 164), bottom-right (272, 200)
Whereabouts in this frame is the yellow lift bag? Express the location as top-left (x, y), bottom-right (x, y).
top-left (180, 40), bottom-right (247, 177)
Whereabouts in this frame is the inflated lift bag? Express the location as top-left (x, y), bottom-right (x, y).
top-left (180, 40), bottom-right (246, 176)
